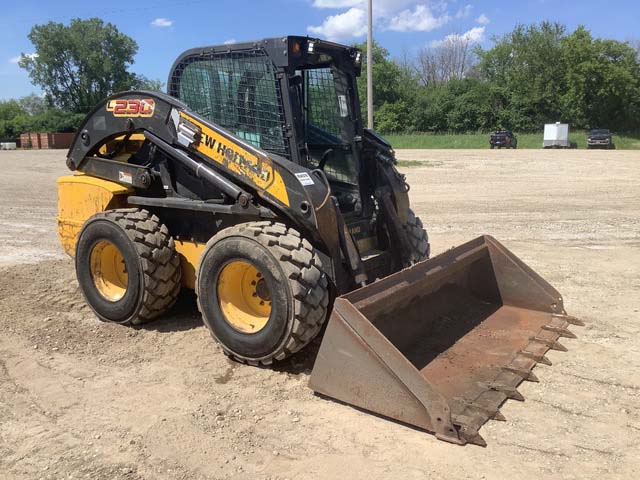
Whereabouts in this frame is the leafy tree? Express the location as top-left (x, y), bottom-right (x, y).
top-left (354, 41), bottom-right (404, 124)
top-left (561, 27), bottom-right (640, 130)
top-left (19, 18), bottom-right (140, 113)
top-left (18, 93), bottom-right (47, 116)
top-left (475, 22), bottom-right (640, 132)
top-left (375, 101), bottom-right (409, 133)
top-left (354, 41), bottom-right (423, 131)
top-left (410, 87), bottom-right (449, 132)
top-left (132, 76), bottom-right (165, 92)
top-left (0, 100), bottom-right (28, 137)
top-left (30, 109), bottom-right (86, 132)
top-left (444, 79), bottom-right (498, 132)
top-left (0, 96), bottom-right (88, 137)
top-left (476, 22), bottom-right (567, 130)
top-left (0, 100), bottom-right (26, 123)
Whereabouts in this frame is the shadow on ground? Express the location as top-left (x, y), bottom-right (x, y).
top-left (137, 289), bottom-right (204, 333)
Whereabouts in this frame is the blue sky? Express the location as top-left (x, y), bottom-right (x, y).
top-left (1, 0), bottom-right (639, 100)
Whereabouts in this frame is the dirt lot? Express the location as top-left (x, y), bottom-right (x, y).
top-left (1, 148), bottom-right (639, 479)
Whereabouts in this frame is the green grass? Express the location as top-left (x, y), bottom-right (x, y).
top-left (385, 131), bottom-right (640, 150)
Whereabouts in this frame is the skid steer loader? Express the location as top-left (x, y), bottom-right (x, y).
top-left (57, 36), bottom-right (581, 446)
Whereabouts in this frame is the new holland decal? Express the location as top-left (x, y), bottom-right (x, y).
top-left (107, 98), bottom-right (155, 118)
top-left (179, 112), bottom-right (290, 207)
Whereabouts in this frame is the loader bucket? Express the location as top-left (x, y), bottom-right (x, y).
top-left (309, 235), bottom-right (582, 446)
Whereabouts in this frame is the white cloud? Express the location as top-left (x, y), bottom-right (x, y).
top-left (312, 0), bottom-right (361, 7)
top-left (458, 26), bottom-right (485, 43)
top-left (430, 26), bottom-right (485, 47)
top-left (308, 7), bottom-right (367, 41)
top-left (151, 18), bottom-right (172, 27)
top-left (223, 39), bottom-right (237, 45)
top-left (476, 13), bottom-right (490, 25)
top-left (308, 1), bottom-right (475, 40)
top-left (388, 4), bottom-right (451, 32)
top-left (9, 56), bottom-right (20, 64)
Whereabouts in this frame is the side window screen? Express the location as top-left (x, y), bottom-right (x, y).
top-left (305, 68), bottom-right (343, 142)
top-left (303, 67), bottom-right (357, 186)
top-left (174, 52), bottom-right (289, 159)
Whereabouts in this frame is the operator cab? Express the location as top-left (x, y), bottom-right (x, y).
top-left (167, 36), bottom-right (366, 218)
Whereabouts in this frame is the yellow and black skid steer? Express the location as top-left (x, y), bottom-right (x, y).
top-left (57, 36), bottom-right (582, 446)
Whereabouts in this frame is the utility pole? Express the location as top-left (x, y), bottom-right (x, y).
top-left (367, 0), bottom-right (373, 130)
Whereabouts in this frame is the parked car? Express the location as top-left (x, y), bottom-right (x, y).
top-left (489, 130), bottom-right (517, 149)
top-left (587, 129), bottom-right (614, 149)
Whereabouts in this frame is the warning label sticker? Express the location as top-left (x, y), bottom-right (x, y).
top-left (295, 171), bottom-right (315, 186)
top-left (119, 171), bottom-right (133, 184)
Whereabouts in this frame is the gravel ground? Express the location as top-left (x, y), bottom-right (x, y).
top-left (0, 148), bottom-right (639, 479)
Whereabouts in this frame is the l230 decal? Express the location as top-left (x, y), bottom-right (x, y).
top-left (107, 99), bottom-right (155, 118)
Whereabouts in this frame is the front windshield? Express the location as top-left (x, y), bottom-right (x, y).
top-left (590, 129), bottom-right (609, 135)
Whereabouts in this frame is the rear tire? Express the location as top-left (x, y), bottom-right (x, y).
top-left (196, 221), bottom-right (330, 365)
top-left (400, 209), bottom-right (430, 266)
top-left (75, 209), bottom-right (181, 325)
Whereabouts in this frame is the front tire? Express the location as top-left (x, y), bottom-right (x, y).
top-left (196, 221), bottom-right (330, 365)
top-left (75, 209), bottom-right (181, 325)
top-left (400, 209), bottom-right (430, 266)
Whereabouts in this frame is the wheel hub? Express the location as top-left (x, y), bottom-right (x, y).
top-left (255, 278), bottom-right (270, 302)
top-left (217, 260), bottom-right (272, 334)
top-left (89, 240), bottom-right (128, 301)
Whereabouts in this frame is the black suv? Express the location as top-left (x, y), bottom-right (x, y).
top-left (490, 130), bottom-right (517, 149)
top-left (587, 129), bottom-right (614, 149)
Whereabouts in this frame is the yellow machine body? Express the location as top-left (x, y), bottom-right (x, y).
top-left (57, 174), bottom-right (203, 289)
top-left (57, 175), bottom-right (132, 257)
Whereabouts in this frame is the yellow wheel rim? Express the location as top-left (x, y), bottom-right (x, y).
top-left (89, 240), bottom-right (128, 301)
top-left (217, 260), bottom-right (272, 334)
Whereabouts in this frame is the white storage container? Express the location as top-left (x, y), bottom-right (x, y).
top-left (543, 123), bottom-right (570, 148)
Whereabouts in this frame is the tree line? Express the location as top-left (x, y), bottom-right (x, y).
top-left (1, 19), bottom-right (639, 139)
top-left (359, 22), bottom-right (640, 133)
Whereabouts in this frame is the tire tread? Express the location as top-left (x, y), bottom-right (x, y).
top-left (196, 221), bottom-right (330, 365)
top-left (91, 209), bottom-right (181, 325)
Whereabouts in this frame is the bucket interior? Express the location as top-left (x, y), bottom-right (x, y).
top-left (348, 239), bottom-right (555, 409)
